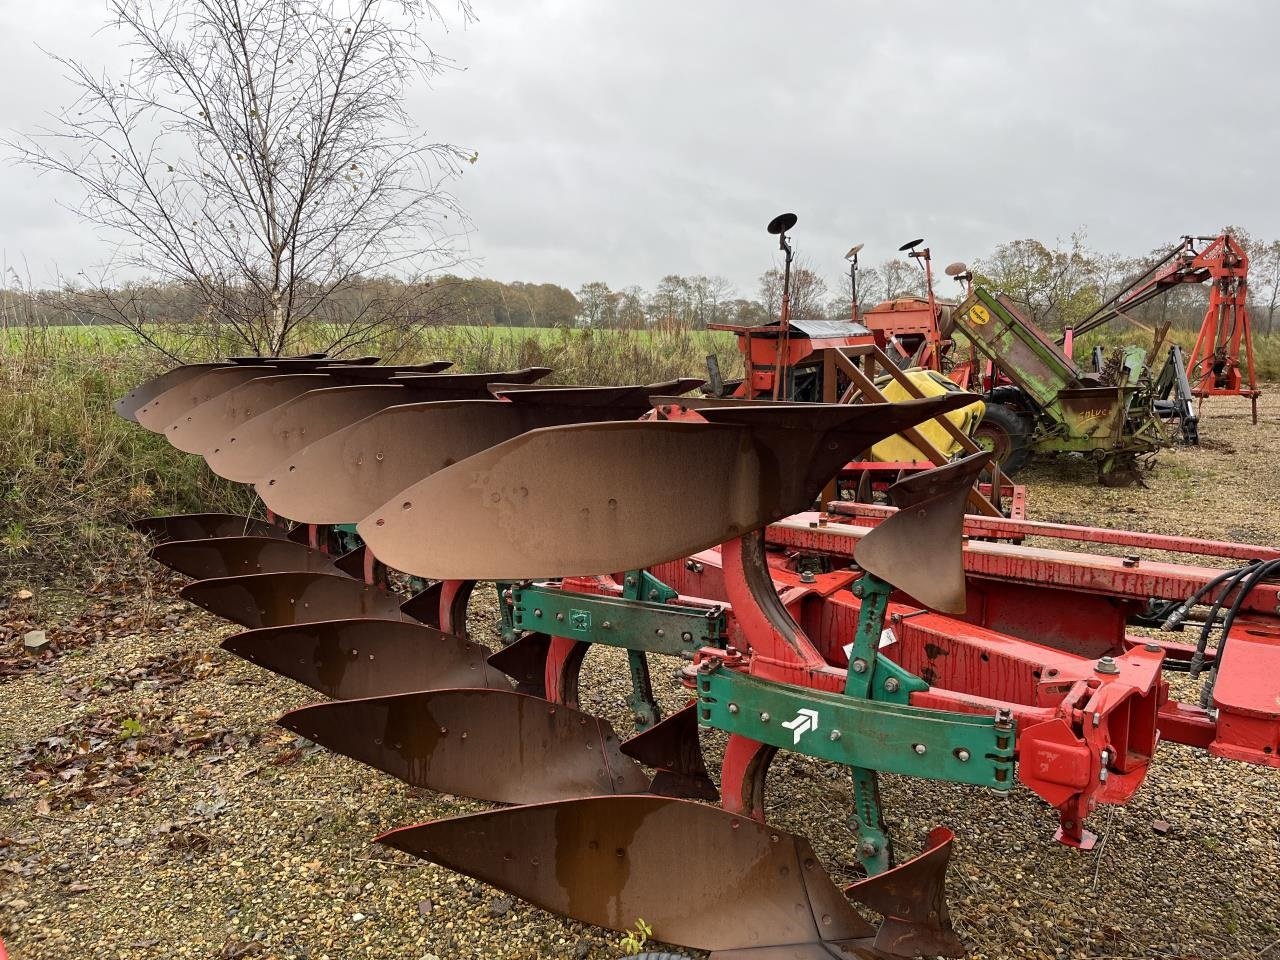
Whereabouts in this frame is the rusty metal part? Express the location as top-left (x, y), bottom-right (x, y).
top-left (279, 689), bottom-right (648, 803)
top-left (114, 363), bottom-right (230, 422)
top-left (221, 618), bottom-right (510, 699)
top-left (359, 396), bottom-right (975, 580)
top-left (150, 536), bottom-right (342, 580)
top-left (179, 572), bottom-right (407, 628)
top-left (853, 453), bottom-right (988, 614)
top-left (486, 632), bottom-right (552, 697)
top-left (258, 389), bottom-right (670, 525)
top-left (225, 355), bottom-right (371, 365)
top-left (377, 795), bottom-right (878, 954)
top-left (391, 366), bottom-right (551, 390)
top-left (164, 374), bottom-right (340, 455)
top-left (205, 370), bottom-right (553, 484)
top-left (132, 513), bottom-right (287, 543)
top-left (205, 384), bottom-right (419, 482)
top-left (620, 703), bottom-right (719, 801)
top-left (846, 827), bottom-right (962, 958)
top-left (136, 366), bottom-right (288, 432)
top-left (490, 378), bottom-right (704, 401)
top-left (163, 364), bottom-right (455, 454)
top-left (134, 357), bottom-right (373, 432)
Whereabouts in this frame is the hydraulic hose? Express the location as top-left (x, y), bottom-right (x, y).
top-left (1188, 562), bottom-right (1259, 678)
top-left (1159, 560), bottom-right (1257, 631)
top-left (1200, 558), bottom-right (1280, 706)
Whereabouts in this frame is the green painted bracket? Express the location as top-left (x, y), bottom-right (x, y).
top-left (511, 585), bottom-right (727, 657)
top-left (619, 570), bottom-right (678, 603)
top-left (697, 666), bottom-right (1015, 790)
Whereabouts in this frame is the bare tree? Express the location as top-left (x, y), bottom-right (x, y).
top-left (1249, 240), bottom-right (1280, 336)
top-left (759, 259), bottom-right (828, 320)
top-left (13, 0), bottom-right (473, 358)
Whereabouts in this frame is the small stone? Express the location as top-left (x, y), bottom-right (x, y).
top-left (10, 899), bottom-right (31, 912)
top-left (574, 943), bottom-right (591, 959)
top-left (487, 896), bottom-right (513, 918)
top-left (23, 630), bottom-right (50, 653)
top-left (351, 912), bottom-right (366, 923)
top-left (1152, 819), bottom-right (1171, 835)
top-left (15, 588), bottom-right (33, 601)
top-left (417, 898), bottom-right (433, 917)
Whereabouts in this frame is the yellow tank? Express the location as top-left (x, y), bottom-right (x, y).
top-left (869, 369), bottom-right (985, 463)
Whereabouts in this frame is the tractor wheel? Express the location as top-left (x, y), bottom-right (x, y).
top-left (973, 403), bottom-right (1032, 477)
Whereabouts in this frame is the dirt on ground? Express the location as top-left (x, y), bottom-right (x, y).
top-left (2, 392), bottom-right (1279, 960)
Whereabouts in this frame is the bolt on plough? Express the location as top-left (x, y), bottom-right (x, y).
top-left (117, 349), bottom-right (1280, 959)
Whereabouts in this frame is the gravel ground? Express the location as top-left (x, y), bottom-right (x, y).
top-left (2, 392), bottom-right (1279, 960)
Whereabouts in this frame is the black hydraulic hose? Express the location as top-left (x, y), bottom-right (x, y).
top-left (1208, 558), bottom-right (1280, 675)
top-left (1187, 562), bottom-right (1261, 678)
top-left (1160, 560), bottom-right (1257, 631)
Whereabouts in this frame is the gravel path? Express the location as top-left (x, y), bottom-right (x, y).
top-left (2, 393), bottom-right (1278, 960)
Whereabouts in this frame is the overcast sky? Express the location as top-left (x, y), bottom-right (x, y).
top-left (2, 0), bottom-right (1278, 298)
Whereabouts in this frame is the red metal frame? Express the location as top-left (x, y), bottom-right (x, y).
top-left (1184, 235), bottom-right (1261, 422)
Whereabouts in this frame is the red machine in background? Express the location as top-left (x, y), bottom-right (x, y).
top-left (1071, 233), bottom-right (1261, 423)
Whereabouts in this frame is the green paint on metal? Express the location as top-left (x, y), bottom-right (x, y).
top-left (697, 666), bottom-right (1015, 789)
top-left (625, 650), bottom-right (660, 731)
top-left (496, 582), bottom-right (520, 644)
top-left (620, 570), bottom-right (678, 604)
top-left (511, 584), bottom-right (726, 657)
top-left (870, 655), bottom-right (929, 705)
top-left (845, 576), bottom-right (927, 705)
top-left (845, 575), bottom-right (892, 700)
top-left (851, 768), bottom-right (891, 875)
top-left (954, 287), bottom-right (1077, 409)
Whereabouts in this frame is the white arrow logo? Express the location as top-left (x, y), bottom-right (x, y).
top-left (782, 708), bottom-right (820, 745)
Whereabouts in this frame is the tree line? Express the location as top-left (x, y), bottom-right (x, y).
top-left (7, 229), bottom-right (1280, 343)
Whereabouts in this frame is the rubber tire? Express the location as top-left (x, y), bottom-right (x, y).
top-left (974, 402), bottom-right (1032, 477)
top-left (619, 954), bottom-right (690, 960)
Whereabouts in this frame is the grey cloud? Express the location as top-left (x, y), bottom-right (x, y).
top-left (3, 0), bottom-right (1278, 297)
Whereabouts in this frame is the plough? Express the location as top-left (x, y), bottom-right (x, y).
top-left (117, 344), bottom-right (1279, 957)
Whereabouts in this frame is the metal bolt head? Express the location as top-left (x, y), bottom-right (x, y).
top-left (555, 612), bottom-right (565, 622)
top-left (760, 712), bottom-right (771, 723)
top-left (883, 677), bottom-right (900, 694)
top-left (956, 748), bottom-right (971, 762)
top-left (800, 570), bottom-right (816, 584)
top-left (913, 743), bottom-right (927, 755)
top-left (859, 840), bottom-right (879, 857)
top-left (852, 581), bottom-right (865, 598)
top-left (533, 608), bottom-right (543, 618)
top-left (851, 658), bottom-right (868, 674)
top-left (681, 631), bottom-right (693, 642)
top-left (1095, 655), bottom-right (1119, 675)
top-left (625, 575), bottom-right (637, 587)
top-left (1143, 642), bottom-right (1162, 653)
top-left (728, 703), bottom-right (739, 714)
top-left (655, 628), bottom-right (665, 638)
top-left (1122, 555), bottom-right (1140, 568)
top-left (601, 621), bottom-right (612, 630)
top-left (829, 730), bottom-right (842, 742)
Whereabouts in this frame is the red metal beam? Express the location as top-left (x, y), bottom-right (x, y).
top-left (828, 501), bottom-right (1280, 564)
